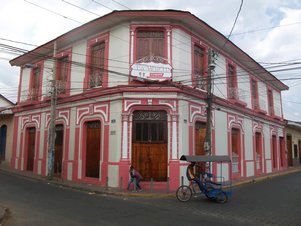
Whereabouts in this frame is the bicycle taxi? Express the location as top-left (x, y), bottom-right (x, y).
top-left (176, 155), bottom-right (232, 203)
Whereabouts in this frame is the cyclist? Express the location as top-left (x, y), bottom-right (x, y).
top-left (186, 162), bottom-right (205, 192)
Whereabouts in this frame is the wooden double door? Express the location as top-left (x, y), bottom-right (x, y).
top-left (132, 111), bottom-right (167, 181)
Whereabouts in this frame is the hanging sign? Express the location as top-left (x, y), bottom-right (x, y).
top-left (130, 57), bottom-right (172, 81)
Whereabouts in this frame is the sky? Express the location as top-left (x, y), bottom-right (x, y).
top-left (0, 0), bottom-right (301, 121)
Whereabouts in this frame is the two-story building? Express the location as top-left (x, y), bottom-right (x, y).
top-left (9, 10), bottom-right (288, 190)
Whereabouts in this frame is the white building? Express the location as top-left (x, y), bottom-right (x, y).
top-left (9, 10), bottom-right (288, 190)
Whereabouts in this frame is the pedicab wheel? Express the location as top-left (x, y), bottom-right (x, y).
top-left (215, 191), bottom-right (228, 204)
top-left (176, 185), bottom-right (192, 202)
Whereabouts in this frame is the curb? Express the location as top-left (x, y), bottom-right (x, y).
top-left (1, 166), bottom-right (301, 198)
top-left (0, 168), bottom-right (174, 198)
top-left (232, 167), bottom-right (301, 187)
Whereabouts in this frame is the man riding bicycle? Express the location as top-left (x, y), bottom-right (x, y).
top-left (186, 162), bottom-right (205, 192)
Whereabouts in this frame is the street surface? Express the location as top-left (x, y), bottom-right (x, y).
top-left (0, 170), bottom-right (301, 226)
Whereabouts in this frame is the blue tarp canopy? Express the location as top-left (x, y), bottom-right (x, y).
top-left (180, 155), bottom-right (231, 162)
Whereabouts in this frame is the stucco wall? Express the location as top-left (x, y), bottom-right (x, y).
top-left (214, 110), bottom-right (228, 155)
top-left (108, 99), bottom-right (122, 163)
top-left (214, 55), bottom-right (227, 99)
top-left (20, 68), bottom-right (30, 102)
top-left (108, 24), bottom-right (130, 87)
top-left (258, 81), bottom-right (267, 112)
top-left (71, 41), bottom-right (87, 95)
top-left (273, 91), bottom-right (282, 117)
top-left (178, 98), bottom-right (189, 157)
top-left (171, 28), bottom-right (191, 86)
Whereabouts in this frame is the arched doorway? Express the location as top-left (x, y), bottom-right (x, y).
top-left (0, 125), bottom-right (7, 161)
top-left (132, 110), bottom-right (167, 181)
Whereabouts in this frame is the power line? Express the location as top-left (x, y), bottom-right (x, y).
top-left (229, 21), bottom-right (301, 37)
top-left (111, 0), bottom-right (131, 10)
top-left (62, 0), bottom-right (101, 16)
top-left (223, 0), bottom-right (243, 48)
top-left (24, 0), bottom-right (83, 25)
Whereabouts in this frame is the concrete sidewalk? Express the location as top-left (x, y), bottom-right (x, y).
top-left (0, 164), bottom-right (173, 198)
top-left (1, 164), bottom-right (301, 199)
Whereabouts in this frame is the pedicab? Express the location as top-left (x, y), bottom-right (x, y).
top-left (176, 155), bottom-right (232, 203)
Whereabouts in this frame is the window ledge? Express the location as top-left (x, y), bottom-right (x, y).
top-left (18, 100), bottom-right (39, 106)
top-left (273, 115), bottom-right (282, 120)
top-left (229, 99), bottom-right (247, 107)
top-left (255, 109), bottom-right (267, 115)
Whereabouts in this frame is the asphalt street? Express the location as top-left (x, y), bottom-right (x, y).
top-left (0, 170), bottom-right (301, 226)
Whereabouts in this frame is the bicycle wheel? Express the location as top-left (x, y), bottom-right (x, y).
top-left (215, 191), bottom-right (228, 204)
top-left (176, 185), bottom-right (192, 202)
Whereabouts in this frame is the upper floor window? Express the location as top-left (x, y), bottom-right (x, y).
top-left (136, 30), bottom-right (165, 63)
top-left (267, 89), bottom-right (274, 116)
top-left (90, 42), bottom-right (105, 88)
top-left (56, 55), bottom-right (70, 95)
top-left (251, 79), bottom-right (259, 110)
top-left (194, 45), bottom-right (206, 90)
top-left (255, 132), bottom-right (262, 172)
top-left (30, 66), bottom-right (41, 101)
top-left (85, 34), bottom-right (108, 90)
top-left (228, 64), bottom-right (238, 99)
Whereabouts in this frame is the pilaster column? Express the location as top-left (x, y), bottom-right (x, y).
top-left (121, 114), bottom-right (129, 159)
top-left (171, 114), bottom-right (178, 160)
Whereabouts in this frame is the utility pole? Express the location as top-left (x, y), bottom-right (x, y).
top-left (204, 48), bottom-right (215, 156)
top-left (47, 41), bottom-right (57, 180)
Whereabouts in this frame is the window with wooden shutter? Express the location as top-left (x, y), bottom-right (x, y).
top-left (251, 79), bottom-right (259, 109)
top-left (194, 46), bottom-right (206, 90)
top-left (228, 64), bottom-right (237, 99)
top-left (30, 66), bottom-right (41, 101)
top-left (90, 42), bottom-right (105, 88)
top-left (56, 56), bottom-right (69, 93)
top-left (136, 31), bottom-right (165, 62)
top-left (267, 89), bottom-right (274, 116)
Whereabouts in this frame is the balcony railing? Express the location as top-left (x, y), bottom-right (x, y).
top-left (56, 80), bottom-right (67, 94)
top-left (89, 73), bottom-right (103, 88)
top-left (195, 74), bottom-right (206, 90)
top-left (252, 99), bottom-right (259, 110)
top-left (229, 87), bottom-right (246, 102)
top-left (28, 88), bottom-right (39, 101)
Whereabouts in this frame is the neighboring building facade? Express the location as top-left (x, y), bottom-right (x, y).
top-left (286, 120), bottom-right (301, 166)
top-left (9, 10), bottom-right (288, 190)
top-left (0, 94), bottom-right (15, 165)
